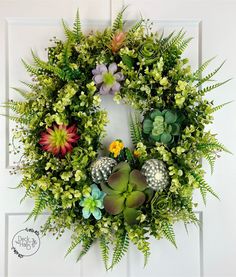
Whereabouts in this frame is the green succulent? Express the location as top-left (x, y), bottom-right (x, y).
top-left (101, 162), bottom-right (153, 225)
top-left (138, 40), bottom-right (159, 65)
top-left (143, 109), bottom-right (184, 145)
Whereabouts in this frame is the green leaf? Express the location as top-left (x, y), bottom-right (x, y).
top-left (108, 170), bottom-right (129, 192)
top-left (143, 118), bottom-right (153, 134)
top-left (99, 236), bottom-right (110, 271)
top-left (160, 132), bottom-right (172, 144)
top-left (122, 54), bottom-right (135, 69)
top-left (77, 237), bottom-right (94, 262)
top-left (104, 195), bottom-right (125, 215)
top-left (161, 221), bottom-right (177, 248)
top-left (123, 208), bottom-right (139, 225)
top-left (73, 9), bottom-right (83, 41)
top-left (129, 169), bottom-right (147, 191)
top-left (164, 111), bottom-right (177, 124)
top-left (126, 191), bottom-right (146, 208)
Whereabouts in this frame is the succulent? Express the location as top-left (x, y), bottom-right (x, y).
top-left (101, 162), bottom-right (153, 225)
top-left (141, 159), bottom-right (169, 191)
top-left (110, 31), bottom-right (126, 53)
top-left (138, 40), bottom-right (158, 65)
top-left (142, 109), bottom-right (184, 145)
top-left (91, 157), bottom-right (117, 183)
top-left (79, 184), bottom-right (106, 220)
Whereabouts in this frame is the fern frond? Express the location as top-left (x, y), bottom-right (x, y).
top-left (31, 50), bottom-right (65, 79)
top-left (196, 61), bottom-right (226, 87)
top-left (76, 237), bottom-right (94, 262)
top-left (177, 37), bottom-right (192, 53)
top-left (161, 221), bottom-right (177, 248)
top-left (112, 7), bottom-right (127, 34)
top-left (161, 29), bottom-right (185, 52)
top-left (73, 9), bottom-right (83, 41)
top-left (202, 152), bottom-right (216, 174)
top-left (193, 56), bottom-right (216, 79)
top-left (27, 191), bottom-right (49, 221)
top-left (0, 114), bottom-right (28, 124)
top-left (198, 79), bottom-right (231, 95)
top-left (129, 112), bottom-right (142, 145)
top-left (21, 59), bottom-right (40, 76)
top-left (20, 184), bottom-right (37, 203)
top-left (127, 19), bottom-right (144, 37)
top-left (61, 19), bottom-right (73, 39)
top-left (65, 235), bottom-right (83, 257)
top-left (110, 232), bottom-right (129, 269)
top-left (191, 172), bottom-right (219, 205)
top-left (211, 101), bottom-right (233, 113)
top-left (99, 236), bottom-right (110, 270)
top-left (12, 87), bottom-right (35, 100)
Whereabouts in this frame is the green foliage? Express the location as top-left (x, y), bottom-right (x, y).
top-left (99, 236), bottom-right (110, 270)
top-left (73, 9), bottom-right (83, 41)
top-left (77, 237), bottom-right (94, 262)
top-left (111, 7), bottom-right (127, 33)
top-left (161, 221), bottom-right (177, 248)
top-left (27, 191), bottom-right (50, 221)
top-left (191, 172), bottom-right (219, 205)
top-left (129, 112), bottom-right (142, 144)
top-left (110, 232), bottom-right (129, 269)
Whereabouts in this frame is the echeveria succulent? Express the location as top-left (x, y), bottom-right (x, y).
top-left (79, 184), bottom-right (106, 220)
top-left (143, 109), bottom-right (184, 145)
top-left (39, 124), bottom-right (80, 156)
top-left (101, 162), bottom-right (153, 225)
top-left (92, 63), bottom-right (124, 95)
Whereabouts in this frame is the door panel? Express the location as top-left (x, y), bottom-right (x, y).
top-left (1, 0), bottom-right (235, 276)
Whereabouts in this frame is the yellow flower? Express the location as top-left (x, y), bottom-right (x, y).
top-left (133, 150), bottom-right (141, 158)
top-left (109, 140), bottom-right (124, 158)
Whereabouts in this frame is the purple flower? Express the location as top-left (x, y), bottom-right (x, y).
top-left (92, 63), bottom-right (124, 95)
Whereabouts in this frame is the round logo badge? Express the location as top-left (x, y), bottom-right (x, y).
top-left (11, 228), bottom-right (40, 258)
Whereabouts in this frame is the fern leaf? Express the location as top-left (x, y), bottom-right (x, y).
top-left (76, 237), bottom-right (94, 262)
top-left (73, 9), bottom-right (83, 41)
top-left (193, 56), bottom-right (216, 79)
top-left (161, 29), bottom-right (185, 52)
top-left (21, 59), bottom-right (40, 76)
top-left (198, 79), bottom-right (231, 95)
top-left (99, 236), bottom-right (110, 270)
top-left (12, 87), bottom-right (35, 100)
top-left (61, 19), bottom-right (73, 39)
top-left (211, 101), bottom-right (233, 113)
top-left (127, 19), bottom-right (144, 37)
top-left (177, 37), bottom-right (192, 53)
top-left (129, 112), bottom-right (142, 145)
top-left (202, 152), bottom-right (216, 174)
top-left (191, 172), bottom-right (219, 205)
top-left (112, 7), bottom-right (127, 33)
top-left (161, 221), bottom-right (177, 248)
top-left (65, 235), bottom-right (83, 258)
top-left (20, 184), bottom-right (36, 204)
top-left (196, 61), bottom-right (226, 87)
top-left (27, 191), bottom-right (49, 221)
top-left (110, 232), bottom-right (129, 269)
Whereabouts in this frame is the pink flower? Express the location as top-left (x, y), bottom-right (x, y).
top-left (39, 124), bottom-right (80, 156)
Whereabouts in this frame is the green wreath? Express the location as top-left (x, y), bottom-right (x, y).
top-left (6, 9), bottom-right (231, 269)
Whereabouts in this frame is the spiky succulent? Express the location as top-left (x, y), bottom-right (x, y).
top-left (141, 159), bottom-right (169, 191)
top-left (91, 157), bottom-right (117, 184)
top-left (101, 162), bottom-right (153, 225)
top-left (142, 109), bottom-right (184, 145)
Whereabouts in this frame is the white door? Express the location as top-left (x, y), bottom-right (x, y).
top-left (0, 0), bottom-right (235, 276)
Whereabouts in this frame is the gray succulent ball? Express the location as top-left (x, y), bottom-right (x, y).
top-left (141, 159), bottom-right (169, 191)
top-left (91, 157), bottom-right (117, 184)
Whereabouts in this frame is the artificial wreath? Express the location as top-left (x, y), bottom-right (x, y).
top-left (6, 9), bottom-right (231, 269)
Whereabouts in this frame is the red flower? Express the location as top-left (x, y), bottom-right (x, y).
top-left (39, 124), bottom-right (80, 156)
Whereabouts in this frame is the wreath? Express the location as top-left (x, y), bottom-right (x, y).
top-left (6, 9), bottom-right (231, 269)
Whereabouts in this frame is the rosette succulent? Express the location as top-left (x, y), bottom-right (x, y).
top-left (92, 63), bottom-right (124, 95)
top-left (101, 162), bottom-right (153, 225)
top-left (91, 157), bottom-right (117, 184)
top-left (143, 109), bottom-right (184, 145)
top-left (141, 159), bottom-right (169, 191)
top-left (138, 40), bottom-right (158, 65)
top-left (79, 184), bottom-right (106, 220)
top-left (39, 124), bottom-right (80, 156)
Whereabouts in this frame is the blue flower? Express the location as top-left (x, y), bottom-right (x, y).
top-left (79, 184), bottom-right (106, 220)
